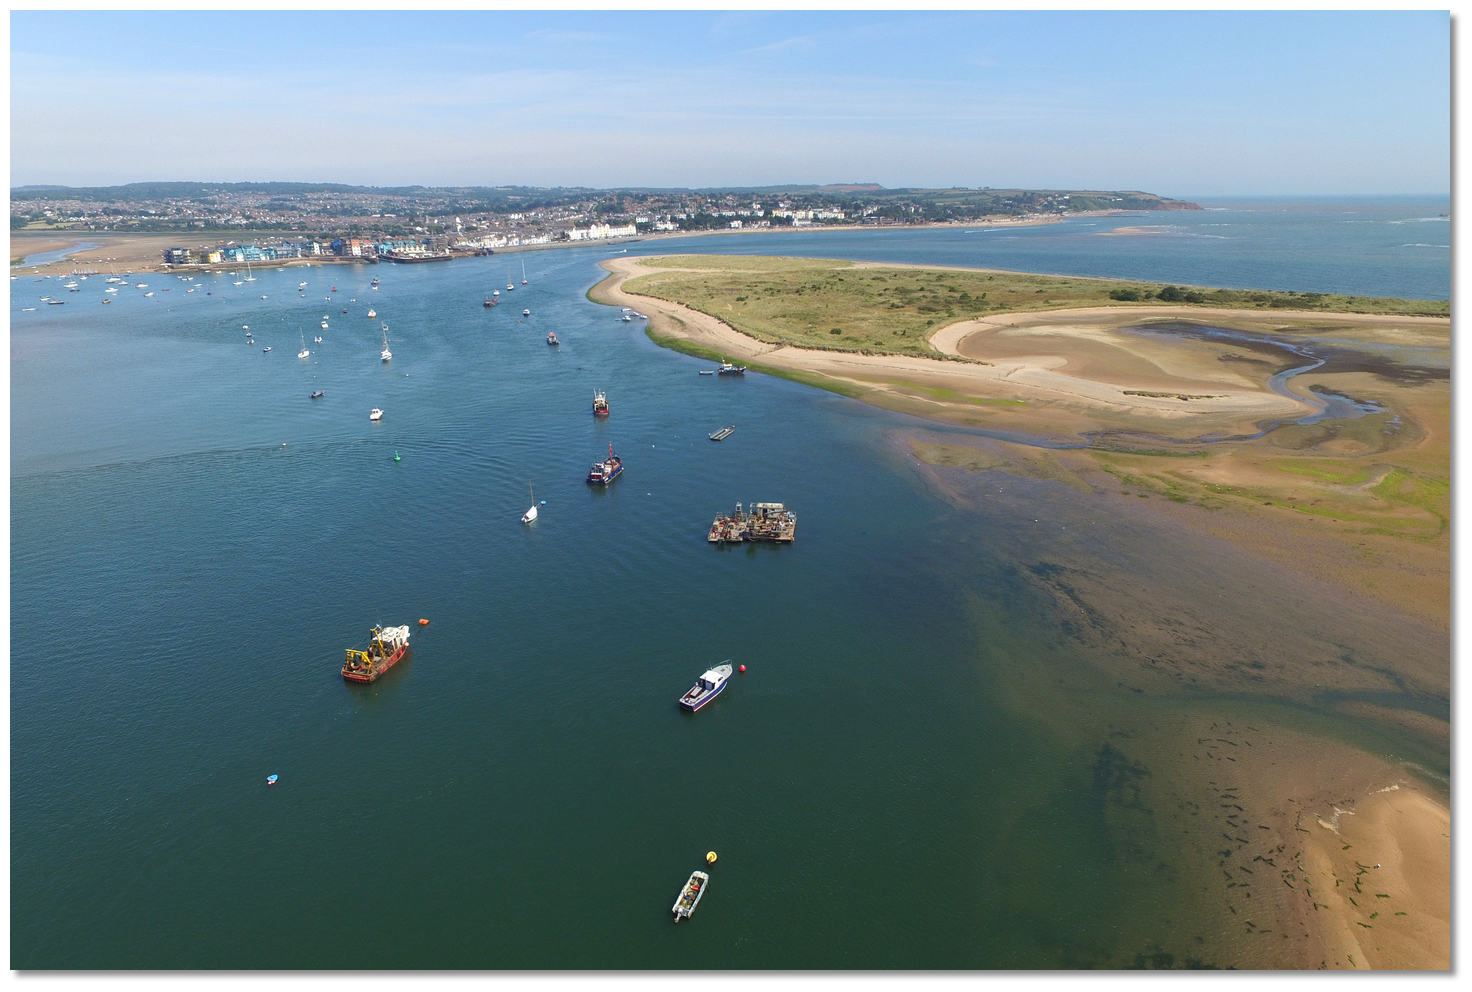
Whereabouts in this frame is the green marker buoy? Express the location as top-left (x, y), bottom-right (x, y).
top-left (394, 451), bottom-right (401, 462)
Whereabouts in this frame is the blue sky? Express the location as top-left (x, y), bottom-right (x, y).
top-left (9, 10), bottom-right (1450, 195)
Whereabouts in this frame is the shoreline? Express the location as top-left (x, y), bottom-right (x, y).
top-left (897, 427), bottom-right (1449, 969)
top-left (6, 211), bottom-right (1076, 276)
top-left (592, 251), bottom-right (1449, 660)
top-left (591, 255), bottom-right (1447, 440)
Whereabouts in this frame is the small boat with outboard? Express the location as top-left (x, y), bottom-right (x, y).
top-left (587, 443), bottom-right (623, 485)
top-left (369, 408), bottom-right (383, 421)
top-left (679, 663), bottom-right (733, 711)
top-left (310, 390), bottom-right (324, 399)
top-left (484, 295), bottom-right (496, 308)
top-left (341, 624), bottom-right (411, 683)
top-left (592, 391), bottom-right (609, 417)
top-left (672, 871), bottom-right (710, 922)
top-left (371, 276), bottom-right (380, 287)
top-left (708, 426), bottom-right (735, 441)
top-left (547, 332), bottom-right (559, 346)
top-left (522, 308), bottom-right (531, 317)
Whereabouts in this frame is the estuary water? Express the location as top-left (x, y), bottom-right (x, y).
top-left (9, 200), bottom-right (1449, 968)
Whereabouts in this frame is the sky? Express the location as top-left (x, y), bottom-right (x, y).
top-left (8, 10), bottom-right (1451, 196)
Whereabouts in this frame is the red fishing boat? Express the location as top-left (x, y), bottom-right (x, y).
top-left (341, 624), bottom-right (411, 683)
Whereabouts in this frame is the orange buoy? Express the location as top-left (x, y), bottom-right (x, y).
top-left (418, 619), bottom-right (429, 626)
top-left (739, 665), bottom-right (746, 672)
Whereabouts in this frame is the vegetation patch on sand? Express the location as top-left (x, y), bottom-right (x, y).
top-left (621, 255), bottom-right (1446, 361)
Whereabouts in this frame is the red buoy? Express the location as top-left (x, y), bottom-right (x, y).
top-left (739, 665), bottom-right (746, 672)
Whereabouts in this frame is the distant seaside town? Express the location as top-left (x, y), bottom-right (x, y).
top-left (10, 183), bottom-right (1202, 269)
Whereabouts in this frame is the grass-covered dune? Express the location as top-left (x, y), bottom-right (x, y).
top-left (622, 255), bottom-right (1447, 359)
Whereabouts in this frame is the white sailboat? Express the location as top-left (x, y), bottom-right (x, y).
top-left (380, 325), bottom-right (392, 362)
top-left (522, 483), bottom-right (539, 524)
top-left (507, 267), bottom-right (514, 292)
top-left (298, 332), bottom-right (310, 359)
top-left (244, 260), bottom-right (256, 282)
top-left (521, 259), bottom-right (528, 285)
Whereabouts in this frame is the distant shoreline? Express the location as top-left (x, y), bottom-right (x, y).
top-left (6, 211), bottom-right (1097, 275)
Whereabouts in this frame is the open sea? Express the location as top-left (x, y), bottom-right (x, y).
top-left (9, 197), bottom-right (1449, 968)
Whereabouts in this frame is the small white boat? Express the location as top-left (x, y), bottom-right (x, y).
top-left (672, 871), bottom-right (710, 922)
top-left (522, 483), bottom-right (538, 524)
top-left (144, 292), bottom-right (154, 297)
top-left (369, 408), bottom-right (383, 421)
top-left (522, 308), bottom-right (531, 316)
top-left (321, 321), bottom-right (329, 329)
top-left (698, 370), bottom-right (715, 375)
top-left (367, 309), bottom-right (377, 318)
top-left (263, 346), bottom-right (271, 352)
top-left (679, 663), bottom-right (733, 711)
top-left (622, 315), bottom-right (632, 322)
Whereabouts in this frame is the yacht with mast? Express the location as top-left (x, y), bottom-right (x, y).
top-left (380, 325), bottom-right (392, 361)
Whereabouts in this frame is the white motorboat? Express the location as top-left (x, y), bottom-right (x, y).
top-left (522, 308), bottom-right (531, 316)
top-left (679, 663), bottom-right (733, 711)
top-left (672, 871), bottom-right (710, 922)
top-left (369, 408), bottom-right (383, 421)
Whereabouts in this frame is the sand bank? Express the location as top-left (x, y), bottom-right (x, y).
top-left (902, 435), bottom-right (1448, 969)
top-left (596, 257), bottom-right (1323, 436)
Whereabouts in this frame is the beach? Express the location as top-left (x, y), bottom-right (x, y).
top-left (594, 255), bottom-right (1450, 629)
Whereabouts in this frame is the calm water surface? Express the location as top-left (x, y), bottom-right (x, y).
top-left (10, 205), bottom-right (1447, 967)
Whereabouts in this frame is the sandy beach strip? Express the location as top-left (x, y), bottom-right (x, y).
top-left (594, 256), bottom-right (1339, 429)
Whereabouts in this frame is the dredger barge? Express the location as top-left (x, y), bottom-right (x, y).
top-left (708, 502), bottom-right (796, 543)
top-left (342, 624), bottom-right (411, 682)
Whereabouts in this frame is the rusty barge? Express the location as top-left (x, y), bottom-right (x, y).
top-left (342, 624), bottom-right (411, 682)
top-left (708, 502), bottom-right (796, 544)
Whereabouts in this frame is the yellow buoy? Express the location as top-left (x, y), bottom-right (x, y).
top-left (706, 851), bottom-right (717, 864)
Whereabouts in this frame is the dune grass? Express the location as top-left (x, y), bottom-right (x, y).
top-left (622, 255), bottom-right (1448, 360)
